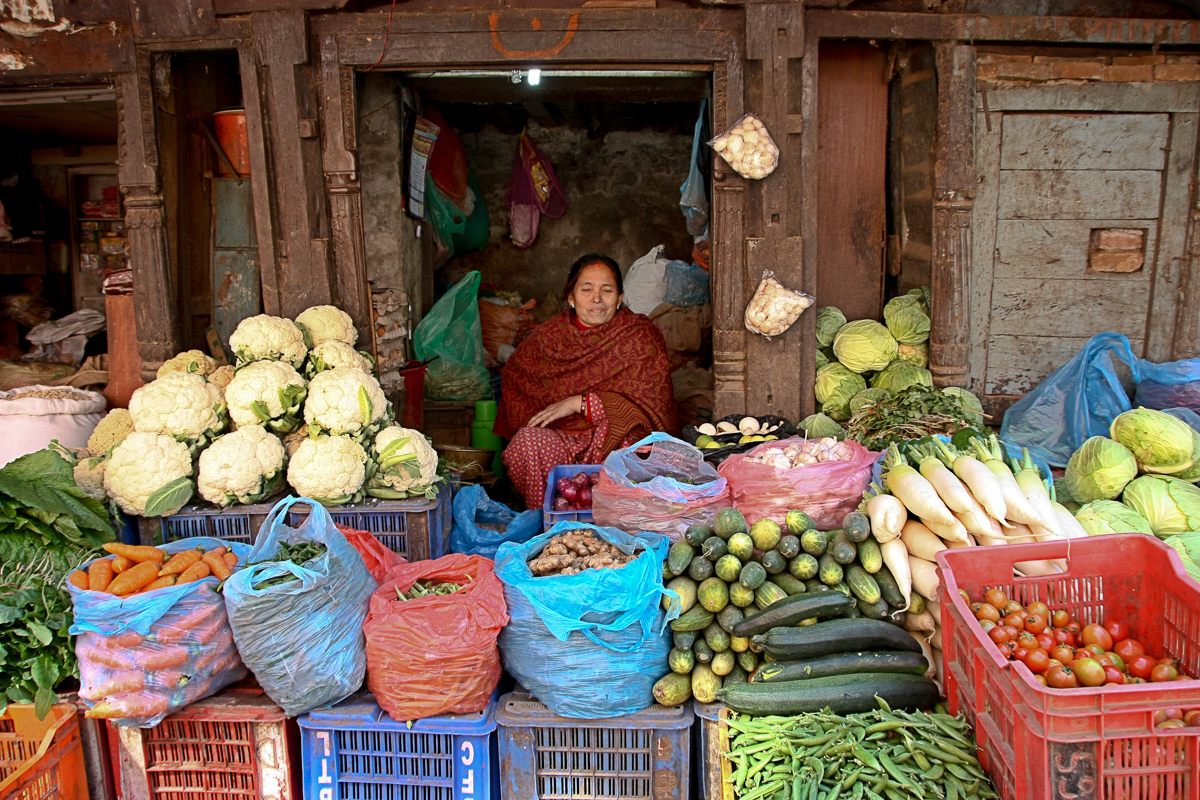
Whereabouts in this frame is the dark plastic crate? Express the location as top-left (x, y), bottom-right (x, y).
top-left (494, 692), bottom-right (693, 800)
top-left (298, 693), bottom-right (498, 800)
top-left (692, 702), bottom-right (731, 800)
top-left (541, 464), bottom-right (601, 531)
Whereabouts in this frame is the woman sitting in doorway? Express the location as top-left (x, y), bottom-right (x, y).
top-left (495, 253), bottom-right (679, 509)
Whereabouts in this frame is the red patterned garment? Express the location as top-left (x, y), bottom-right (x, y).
top-left (497, 308), bottom-right (679, 508)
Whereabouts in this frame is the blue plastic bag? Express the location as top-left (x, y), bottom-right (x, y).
top-left (680, 99), bottom-right (709, 237)
top-left (451, 483), bottom-right (541, 559)
top-left (223, 497), bottom-right (377, 716)
top-left (664, 259), bottom-right (710, 307)
top-left (1135, 360), bottom-right (1200, 413)
top-left (1001, 332), bottom-right (1200, 467)
top-left (69, 537), bottom-right (252, 727)
top-left (493, 522), bottom-right (679, 718)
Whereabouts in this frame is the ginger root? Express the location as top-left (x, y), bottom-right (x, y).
top-left (529, 529), bottom-right (639, 577)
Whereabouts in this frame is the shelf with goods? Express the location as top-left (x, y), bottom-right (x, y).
top-left (68, 165), bottom-right (125, 315)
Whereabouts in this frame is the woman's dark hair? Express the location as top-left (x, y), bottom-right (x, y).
top-left (562, 253), bottom-right (624, 304)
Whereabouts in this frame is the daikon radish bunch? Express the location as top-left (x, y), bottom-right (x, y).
top-left (743, 271), bottom-right (814, 337)
top-left (709, 113), bottom-right (780, 179)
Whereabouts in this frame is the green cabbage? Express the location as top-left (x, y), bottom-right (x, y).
top-left (833, 320), bottom-right (898, 373)
top-left (816, 306), bottom-right (847, 348)
top-left (1171, 426), bottom-right (1200, 483)
top-left (883, 295), bottom-right (931, 345)
top-left (1064, 436), bottom-right (1138, 503)
top-left (799, 413), bottom-right (846, 440)
top-left (815, 363), bottom-right (867, 422)
top-left (896, 341), bottom-right (929, 368)
top-left (1110, 407), bottom-right (1196, 475)
top-left (908, 286), bottom-right (931, 314)
top-left (849, 388), bottom-right (890, 416)
top-left (870, 360), bottom-right (933, 394)
top-left (815, 349), bottom-right (830, 371)
top-left (1074, 500), bottom-right (1153, 536)
top-left (1121, 474), bottom-right (1200, 537)
top-left (941, 387), bottom-right (984, 425)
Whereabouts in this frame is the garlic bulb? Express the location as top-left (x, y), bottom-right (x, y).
top-left (708, 114), bottom-right (780, 180)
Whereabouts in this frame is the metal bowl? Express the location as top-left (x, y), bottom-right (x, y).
top-left (434, 444), bottom-right (496, 478)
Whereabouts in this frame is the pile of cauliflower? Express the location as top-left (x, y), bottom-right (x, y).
top-left (81, 305), bottom-right (442, 517)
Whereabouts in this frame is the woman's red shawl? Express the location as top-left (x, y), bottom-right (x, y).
top-left (495, 308), bottom-right (679, 452)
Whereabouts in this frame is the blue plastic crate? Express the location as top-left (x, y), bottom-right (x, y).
top-left (139, 498), bottom-right (280, 546)
top-left (494, 691), bottom-right (694, 800)
top-left (541, 464), bottom-right (601, 531)
top-left (298, 693), bottom-right (498, 800)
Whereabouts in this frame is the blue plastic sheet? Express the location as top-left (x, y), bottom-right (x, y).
top-left (1001, 332), bottom-right (1200, 468)
top-left (451, 483), bottom-right (541, 559)
top-left (679, 99), bottom-right (709, 237)
top-left (223, 497), bottom-right (377, 716)
top-left (493, 523), bottom-right (679, 718)
top-left (664, 260), bottom-right (710, 307)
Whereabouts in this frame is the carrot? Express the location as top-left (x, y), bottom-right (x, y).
top-left (133, 645), bottom-right (189, 671)
top-left (201, 552), bottom-right (232, 581)
top-left (159, 549), bottom-right (203, 577)
top-left (77, 643), bottom-right (135, 670)
top-left (103, 543), bottom-right (166, 563)
top-left (192, 610), bottom-right (227, 645)
top-left (152, 603), bottom-right (219, 644)
top-left (209, 545), bottom-right (227, 558)
top-left (85, 692), bottom-right (170, 720)
top-left (106, 561), bottom-right (161, 596)
top-left (194, 639), bottom-right (232, 672)
top-left (150, 669), bottom-right (189, 690)
top-left (176, 560), bottom-right (211, 585)
top-left (88, 559), bottom-right (114, 592)
top-left (69, 570), bottom-right (90, 590)
top-left (223, 552), bottom-right (238, 568)
top-left (112, 555), bottom-right (134, 574)
top-left (206, 648), bottom-right (241, 676)
top-left (139, 575), bottom-right (178, 593)
top-left (100, 631), bottom-right (145, 649)
top-left (83, 670), bottom-right (145, 701)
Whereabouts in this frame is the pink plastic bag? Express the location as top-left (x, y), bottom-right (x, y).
top-left (718, 438), bottom-right (878, 530)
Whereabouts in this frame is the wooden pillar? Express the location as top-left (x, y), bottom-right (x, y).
top-left (252, 9), bottom-right (335, 317)
top-left (239, 42), bottom-right (282, 317)
top-left (318, 33), bottom-right (372, 345)
top-left (117, 49), bottom-right (182, 381)
top-left (931, 43), bottom-right (975, 390)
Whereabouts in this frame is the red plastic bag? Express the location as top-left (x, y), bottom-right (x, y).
top-left (718, 438), bottom-right (879, 530)
top-left (337, 524), bottom-right (406, 583)
top-left (364, 554), bottom-right (509, 721)
top-left (424, 107), bottom-right (469, 207)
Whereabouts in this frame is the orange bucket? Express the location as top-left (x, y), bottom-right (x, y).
top-left (212, 109), bottom-right (250, 176)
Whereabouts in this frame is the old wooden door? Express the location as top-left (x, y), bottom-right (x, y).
top-left (969, 83), bottom-right (1197, 409)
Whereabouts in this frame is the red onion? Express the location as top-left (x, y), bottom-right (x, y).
top-left (572, 472), bottom-right (591, 488)
top-left (577, 486), bottom-right (593, 507)
top-left (555, 477), bottom-right (573, 495)
top-left (552, 496), bottom-right (571, 511)
top-left (589, 472), bottom-right (600, 486)
top-left (559, 484), bottom-right (578, 503)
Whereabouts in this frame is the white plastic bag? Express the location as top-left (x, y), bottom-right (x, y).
top-left (623, 245), bottom-right (670, 316)
top-left (744, 271), bottom-right (814, 338)
top-left (709, 114), bottom-right (780, 180)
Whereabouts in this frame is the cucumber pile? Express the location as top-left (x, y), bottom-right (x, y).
top-left (652, 507), bottom-right (925, 708)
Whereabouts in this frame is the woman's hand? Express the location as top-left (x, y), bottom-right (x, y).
top-left (528, 395), bottom-right (584, 428)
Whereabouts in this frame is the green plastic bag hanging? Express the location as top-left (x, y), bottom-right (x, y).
top-left (414, 271), bottom-right (492, 401)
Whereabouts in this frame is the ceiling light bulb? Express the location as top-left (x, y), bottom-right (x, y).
top-left (528, 69), bottom-right (541, 86)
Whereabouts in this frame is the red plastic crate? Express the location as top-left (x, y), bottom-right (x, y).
top-left (107, 682), bottom-right (300, 800)
top-left (937, 535), bottom-right (1200, 800)
top-left (0, 704), bottom-right (88, 800)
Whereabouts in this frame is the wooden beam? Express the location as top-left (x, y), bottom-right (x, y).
top-left (238, 40), bottom-right (281, 316)
top-left (0, 21), bottom-right (132, 84)
top-left (129, 0), bottom-right (217, 39)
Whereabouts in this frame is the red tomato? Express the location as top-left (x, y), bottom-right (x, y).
top-left (1151, 664), bottom-right (1180, 683)
top-left (1105, 620), bottom-right (1130, 644)
top-left (1027, 601), bottom-right (1050, 619)
top-left (1013, 646), bottom-right (1030, 662)
top-left (1158, 719), bottom-right (1187, 730)
top-left (975, 604), bottom-right (1001, 623)
top-left (1176, 675), bottom-right (1192, 682)
top-left (1047, 666), bottom-right (1078, 689)
top-left (1129, 655), bottom-right (1157, 680)
top-left (1081, 624), bottom-right (1114, 652)
top-left (998, 641), bottom-right (1016, 659)
top-left (1002, 626), bottom-right (1022, 640)
top-left (979, 620), bottom-right (997, 633)
top-left (1016, 632), bottom-right (1039, 650)
top-left (1104, 652), bottom-right (1126, 672)
top-left (1051, 628), bottom-right (1074, 647)
top-left (1114, 639), bottom-right (1145, 663)
top-left (1051, 609), bottom-right (1071, 628)
top-left (1128, 677), bottom-right (1148, 685)
top-left (989, 627), bottom-right (1012, 645)
top-left (1157, 657), bottom-right (1183, 670)
top-left (985, 588), bottom-right (1009, 609)
top-left (1047, 658), bottom-right (1064, 671)
top-left (1035, 632), bottom-right (1056, 651)
top-left (1035, 674), bottom-right (1047, 686)
top-left (1004, 601), bottom-right (1025, 617)
top-left (1003, 613), bottom-right (1026, 630)
top-left (1097, 653), bottom-right (1117, 668)
top-left (1074, 658), bottom-right (1107, 688)
top-left (1103, 666), bottom-right (1125, 685)
top-left (1023, 648), bottom-right (1050, 674)
top-left (1082, 644), bottom-right (1106, 658)
top-left (1065, 622), bottom-right (1082, 637)
top-left (1051, 645), bottom-right (1076, 664)
top-left (1183, 710), bottom-right (1200, 727)
top-left (1024, 614), bottom-right (1048, 635)
top-left (1153, 709), bottom-right (1183, 725)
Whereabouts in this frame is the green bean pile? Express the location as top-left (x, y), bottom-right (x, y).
top-left (724, 699), bottom-right (997, 800)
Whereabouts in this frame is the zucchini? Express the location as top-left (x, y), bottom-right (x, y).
top-left (717, 673), bottom-right (939, 716)
top-left (768, 573), bottom-right (807, 596)
top-left (670, 605), bottom-right (714, 632)
top-left (751, 618), bottom-right (924, 660)
top-left (732, 591), bottom-right (855, 638)
top-left (818, 554), bottom-right (843, 586)
top-left (672, 630), bottom-right (696, 650)
top-left (873, 565), bottom-right (907, 609)
top-left (830, 531), bottom-right (857, 566)
top-left (754, 581), bottom-right (788, 610)
top-left (846, 565), bottom-right (882, 605)
top-left (777, 535), bottom-right (800, 559)
top-left (749, 650), bottom-right (930, 683)
top-left (843, 511), bottom-right (871, 543)
top-left (667, 540), bottom-right (695, 576)
top-left (789, 554), bottom-right (819, 581)
top-left (856, 537), bottom-right (883, 574)
top-left (857, 597), bottom-right (890, 620)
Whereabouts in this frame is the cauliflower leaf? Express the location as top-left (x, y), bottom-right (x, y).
top-left (365, 425), bottom-right (440, 500)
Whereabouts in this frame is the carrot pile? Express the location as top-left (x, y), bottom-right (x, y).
top-left (68, 543), bottom-right (238, 597)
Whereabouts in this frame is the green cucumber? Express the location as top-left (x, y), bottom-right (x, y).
top-left (702, 536), bottom-right (728, 561)
top-left (754, 581), bottom-right (789, 610)
top-left (873, 565), bottom-right (907, 609)
top-left (785, 510), bottom-right (817, 535)
top-left (846, 565), bottom-right (882, 606)
top-left (767, 573), bottom-right (807, 596)
top-left (806, 580), bottom-right (831, 593)
top-left (751, 617), bottom-right (923, 660)
top-left (717, 673), bottom-right (939, 716)
top-left (668, 541), bottom-right (695, 576)
top-left (697, 577), bottom-right (729, 612)
top-left (789, 553), bottom-right (819, 581)
top-left (672, 629), bottom-right (696, 650)
top-left (830, 531), bottom-right (857, 565)
top-left (684, 523), bottom-right (713, 546)
top-left (717, 604), bottom-right (745, 634)
top-left (715, 554), bottom-right (742, 582)
top-left (800, 529), bottom-right (828, 556)
top-left (664, 576), bottom-right (698, 613)
top-left (857, 597), bottom-right (890, 620)
top-left (704, 621), bottom-right (732, 653)
top-left (724, 664), bottom-right (749, 686)
top-left (736, 650), bottom-right (759, 673)
top-left (711, 650), bottom-right (736, 677)
top-left (777, 535), bottom-right (800, 559)
top-left (760, 550), bottom-right (787, 575)
top-left (688, 557), bottom-right (714, 582)
top-left (691, 664), bottom-right (721, 703)
top-left (693, 638), bottom-right (714, 664)
top-left (671, 605), bottom-right (714, 632)
top-left (856, 537), bottom-right (883, 574)
top-left (668, 647), bottom-right (695, 674)
top-left (818, 554), bottom-right (843, 586)
top-left (739, 561), bottom-right (767, 590)
top-left (728, 582), bottom-right (756, 608)
top-left (732, 591), bottom-right (855, 638)
top-left (749, 650), bottom-right (930, 682)
top-left (842, 511), bottom-right (871, 543)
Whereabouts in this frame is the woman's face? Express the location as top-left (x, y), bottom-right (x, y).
top-left (570, 263), bottom-right (623, 327)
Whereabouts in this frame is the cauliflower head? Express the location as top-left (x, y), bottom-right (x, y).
top-left (198, 425), bottom-right (287, 507)
top-left (157, 349), bottom-right (218, 379)
top-left (88, 408), bottom-right (135, 457)
top-left (208, 365), bottom-right (236, 391)
top-left (129, 371), bottom-right (227, 441)
top-left (229, 314), bottom-right (308, 368)
top-left (225, 360), bottom-right (308, 433)
top-left (287, 434), bottom-right (367, 505)
top-left (366, 425), bottom-right (440, 499)
top-left (304, 367), bottom-right (388, 437)
top-left (305, 340), bottom-right (372, 379)
top-left (73, 458), bottom-right (108, 502)
top-left (104, 431), bottom-right (194, 516)
top-left (295, 305), bottom-right (358, 348)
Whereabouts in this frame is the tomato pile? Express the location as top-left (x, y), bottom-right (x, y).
top-left (964, 587), bottom-right (1193, 689)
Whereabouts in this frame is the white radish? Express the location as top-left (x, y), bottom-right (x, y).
top-left (946, 533), bottom-right (976, 549)
top-left (936, 441), bottom-right (1009, 525)
top-left (926, 597), bottom-right (942, 624)
top-left (906, 630), bottom-right (937, 680)
top-left (865, 486), bottom-right (907, 543)
top-left (922, 515), bottom-right (971, 544)
top-left (971, 437), bottom-right (1046, 527)
top-left (1012, 447), bottom-right (1061, 541)
top-left (903, 609), bottom-right (938, 633)
top-left (901, 520), bottom-right (948, 562)
top-left (1053, 501), bottom-right (1089, 540)
top-left (881, 538), bottom-right (912, 610)
top-left (884, 445), bottom-right (958, 528)
top-left (908, 555), bottom-right (940, 601)
top-left (912, 444), bottom-right (976, 514)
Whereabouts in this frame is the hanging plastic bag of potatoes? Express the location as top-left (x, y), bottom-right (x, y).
top-left (744, 270), bottom-right (814, 338)
top-left (708, 113), bottom-right (779, 180)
